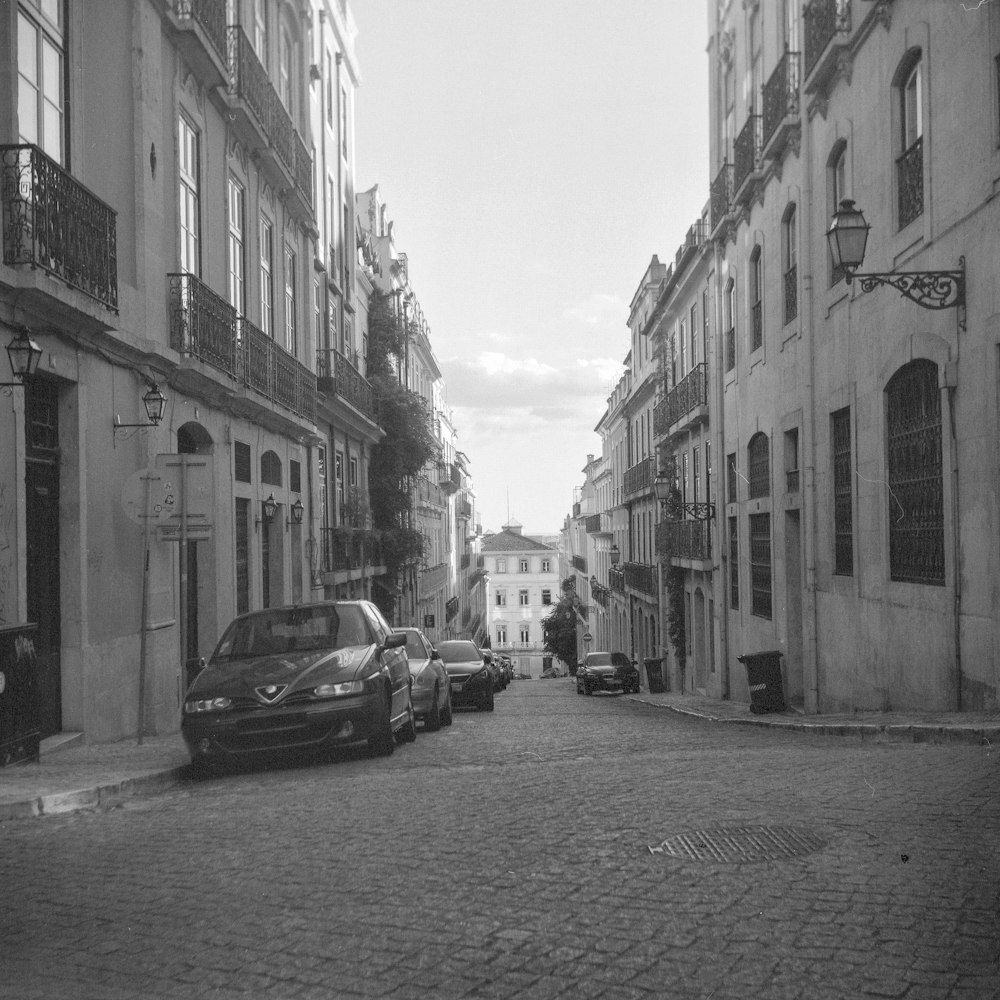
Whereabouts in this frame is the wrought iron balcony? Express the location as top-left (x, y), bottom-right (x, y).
top-left (321, 526), bottom-right (382, 576)
top-left (762, 50), bottom-right (801, 159)
top-left (169, 1), bottom-right (228, 85)
top-left (168, 273), bottom-right (315, 421)
top-left (572, 554), bottom-right (588, 574)
top-left (710, 162), bottom-right (734, 235)
top-left (584, 513), bottom-right (610, 535)
top-left (897, 137), bottom-right (923, 229)
top-left (439, 461), bottom-right (462, 494)
top-left (624, 561), bottom-right (658, 597)
top-left (803, 0), bottom-right (851, 90)
top-left (316, 347), bottom-right (375, 419)
top-left (1, 145), bottom-right (118, 311)
top-left (656, 518), bottom-right (711, 563)
top-left (340, 485), bottom-right (372, 529)
top-left (609, 567), bottom-right (625, 594)
top-left (653, 363), bottom-right (708, 438)
top-left (733, 114), bottom-right (763, 202)
top-left (675, 219), bottom-right (708, 269)
top-left (456, 498), bottom-right (472, 520)
top-left (446, 596), bottom-right (460, 621)
top-left (623, 456), bottom-right (656, 501)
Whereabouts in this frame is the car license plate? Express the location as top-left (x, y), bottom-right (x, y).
top-left (451, 682), bottom-right (464, 692)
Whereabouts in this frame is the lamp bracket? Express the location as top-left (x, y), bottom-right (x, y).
top-left (664, 502), bottom-right (716, 521)
top-left (848, 257), bottom-right (965, 317)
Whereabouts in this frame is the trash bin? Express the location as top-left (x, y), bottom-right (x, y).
top-left (0, 623), bottom-right (40, 767)
top-left (737, 650), bottom-right (786, 714)
top-left (644, 657), bottom-right (666, 694)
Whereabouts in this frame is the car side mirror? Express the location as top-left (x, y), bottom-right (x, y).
top-left (430, 649), bottom-right (441, 660)
top-left (384, 632), bottom-right (407, 649)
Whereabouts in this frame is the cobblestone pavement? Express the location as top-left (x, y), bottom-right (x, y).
top-left (2, 680), bottom-right (998, 1000)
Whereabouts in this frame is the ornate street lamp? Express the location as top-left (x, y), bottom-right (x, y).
top-left (609, 543), bottom-right (621, 566)
top-left (289, 497), bottom-right (305, 525)
top-left (261, 494), bottom-right (278, 523)
top-left (4, 328), bottom-right (42, 384)
top-left (654, 466), bottom-right (714, 520)
top-left (112, 381), bottom-right (167, 433)
top-left (826, 200), bottom-right (965, 318)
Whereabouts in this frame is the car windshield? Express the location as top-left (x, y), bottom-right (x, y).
top-left (436, 640), bottom-right (481, 664)
top-left (402, 632), bottom-right (428, 660)
top-left (586, 653), bottom-right (613, 666)
top-left (211, 605), bottom-right (370, 662)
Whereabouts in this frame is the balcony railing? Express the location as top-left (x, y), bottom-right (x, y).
top-left (321, 526), bottom-right (382, 575)
top-left (733, 115), bottom-right (763, 196)
top-left (340, 485), bottom-right (372, 529)
top-left (1, 145), bottom-right (118, 311)
top-left (584, 513), bottom-right (605, 534)
top-left (784, 265), bottom-right (798, 324)
top-left (316, 348), bottom-right (375, 419)
top-left (751, 301), bottom-right (762, 352)
top-left (657, 519), bottom-right (711, 563)
top-left (169, 273), bottom-right (315, 421)
top-left (803, 0), bottom-right (851, 80)
top-left (623, 456), bottom-right (656, 500)
top-left (897, 137), bottom-right (923, 229)
top-left (624, 561), bottom-right (658, 597)
top-left (439, 462), bottom-right (462, 494)
top-left (710, 162), bottom-right (733, 233)
top-left (172, 1), bottom-right (227, 62)
top-left (609, 567), bottom-right (625, 594)
top-left (456, 498), bottom-right (472, 520)
top-left (762, 50), bottom-right (801, 152)
top-left (654, 363), bottom-right (708, 437)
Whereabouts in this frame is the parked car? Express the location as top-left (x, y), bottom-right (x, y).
top-left (399, 627), bottom-right (452, 730)
top-left (437, 639), bottom-right (494, 711)
top-left (498, 655), bottom-right (514, 685)
top-left (575, 651), bottom-right (640, 695)
top-left (182, 600), bottom-right (416, 769)
top-left (484, 649), bottom-right (506, 691)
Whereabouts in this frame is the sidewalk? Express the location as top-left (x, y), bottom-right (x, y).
top-left (3, 691), bottom-right (999, 822)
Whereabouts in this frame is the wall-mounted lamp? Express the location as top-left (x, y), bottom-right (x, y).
top-left (609, 543), bottom-right (621, 566)
top-left (653, 467), bottom-right (715, 520)
top-left (288, 497), bottom-right (305, 526)
top-left (113, 382), bottom-right (167, 432)
top-left (259, 494), bottom-right (278, 526)
top-left (1, 327), bottom-right (43, 387)
top-left (827, 200), bottom-right (965, 325)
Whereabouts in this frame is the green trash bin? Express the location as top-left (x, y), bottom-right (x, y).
top-left (737, 650), bottom-right (786, 714)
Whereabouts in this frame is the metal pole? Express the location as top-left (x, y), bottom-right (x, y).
top-left (137, 471), bottom-right (156, 744)
top-left (178, 455), bottom-right (188, 692)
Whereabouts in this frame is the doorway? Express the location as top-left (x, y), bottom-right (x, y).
top-left (784, 510), bottom-right (804, 705)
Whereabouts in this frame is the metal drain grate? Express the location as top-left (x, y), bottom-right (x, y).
top-left (648, 825), bottom-right (827, 863)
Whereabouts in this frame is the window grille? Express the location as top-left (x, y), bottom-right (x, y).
top-left (886, 360), bottom-right (943, 585)
top-left (727, 452), bottom-right (738, 503)
top-left (261, 450), bottom-right (282, 487)
top-left (748, 433), bottom-right (770, 498)
top-left (749, 513), bottom-right (772, 618)
top-left (832, 408), bottom-right (853, 575)
top-left (235, 441), bottom-right (252, 483)
top-left (728, 516), bottom-right (739, 609)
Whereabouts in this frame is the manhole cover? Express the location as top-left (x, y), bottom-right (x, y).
top-left (648, 825), bottom-right (826, 863)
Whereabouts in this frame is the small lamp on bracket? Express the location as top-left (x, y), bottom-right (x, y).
top-left (113, 381), bottom-right (167, 432)
top-left (2, 327), bottom-right (42, 387)
top-left (288, 497), bottom-right (305, 526)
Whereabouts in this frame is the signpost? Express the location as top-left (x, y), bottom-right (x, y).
top-left (582, 632), bottom-right (593, 643)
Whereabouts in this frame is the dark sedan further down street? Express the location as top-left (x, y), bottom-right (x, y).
top-left (576, 651), bottom-right (640, 696)
top-left (400, 627), bottom-right (453, 730)
top-left (436, 639), bottom-right (494, 712)
top-left (182, 600), bottom-right (416, 769)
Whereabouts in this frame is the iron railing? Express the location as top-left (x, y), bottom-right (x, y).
top-left (321, 526), bottom-right (382, 574)
top-left (762, 50), bottom-right (801, 149)
top-left (1, 144), bottom-right (118, 311)
top-left (656, 519), bottom-right (711, 562)
top-left (572, 554), bottom-right (588, 574)
top-left (654, 363), bottom-right (708, 436)
top-left (725, 326), bottom-right (736, 372)
top-left (897, 136), bottom-right (923, 229)
top-left (784, 265), bottom-right (798, 324)
top-left (456, 498), bottom-right (472, 520)
top-left (751, 300), bottom-right (763, 352)
top-left (624, 562), bottom-right (657, 596)
top-left (316, 348), bottom-right (375, 419)
top-left (803, 0), bottom-right (851, 79)
top-left (710, 162), bottom-right (733, 232)
top-left (733, 114), bottom-right (763, 194)
top-left (172, 0), bottom-right (227, 61)
top-left (623, 457), bottom-right (656, 500)
top-left (340, 485), bottom-right (372, 529)
top-left (609, 567), bottom-right (625, 594)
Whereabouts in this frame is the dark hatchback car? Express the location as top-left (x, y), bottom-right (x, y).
top-left (576, 651), bottom-right (640, 696)
top-left (437, 639), bottom-right (494, 711)
top-left (182, 601), bottom-right (416, 768)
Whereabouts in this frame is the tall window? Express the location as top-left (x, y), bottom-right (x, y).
top-left (325, 50), bottom-right (334, 127)
top-left (283, 245), bottom-right (296, 354)
top-left (496, 590), bottom-right (507, 607)
top-left (518, 589), bottom-right (529, 607)
top-left (679, 318), bottom-right (687, 375)
top-left (227, 177), bottom-right (246, 312)
top-left (749, 513), bottom-right (772, 618)
top-left (783, 205), bottom-right (798, 324)
top-left (897, 54), bottom-right (924, 228)
top-left (693, 448), bottom-right (701, 505)
top-left (252, 0), bottom-right (268, 67)
top-left (829, 142), bottom-right (848, 285)
top-left (702, 289), bottom-right (710, 364)
top-left (519, 623), bottom-right (530, 644)
top-left (727, 452), bottom-right (738, 504)
top-left (340, 85), bottom-right (349, 157)
top-left (748, 432), bottom-right (770, 498)
top-left (17, 2), bottom-right (64, 162)
top-left (886, 360), bottom-right (943, 585)
top-left (728, 516), bottom-right (739, 609)
top-left (705, 442), bottom-right (712, 505)
top-left (519, 558), bottom-right (529, 572)
top-left (260, 450), bottom-right (282, 487)
top-left (832, 407), bottom-right (853, 576)
top-left (259, 215), bottom-right (274, 336)
top-left (750, 246), bottom-right (763, 352)
top-left (335, 451), bottom-right (344, 512)
top-left (278, 27), bottom-right (293, 113)
top-left (179, 116), bottom-right (200, 275)
top-left (690, 304), bottom-right (698, 366)
top-left (235, 498), bottom-right (250, 616)
top-left (724, 279), bottom-right (736, 372)
top-left (496, 624), bottom-right (507, 645)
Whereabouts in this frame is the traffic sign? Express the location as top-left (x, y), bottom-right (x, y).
top-left (582, 632), bottom-right (593, 642)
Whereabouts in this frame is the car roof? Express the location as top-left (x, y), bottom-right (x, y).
top-left (230, 600), bottom-right (372, 621)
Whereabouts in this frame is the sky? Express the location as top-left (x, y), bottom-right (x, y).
top-left (351, 0), bottom-right (710, 535)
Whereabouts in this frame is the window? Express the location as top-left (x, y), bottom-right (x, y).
top-left (690, 304), bottom-right (698, 366)
top-left (325, 50), bottom-right (334, 128)
top-left (235, 441), bottom-right (252, 483)
top-left (832, 408), bottom-right (853, 576)
top-left (17, 2), bottom-right (65, 162)
top-left (314, 278), bottom-right (323, 353)
top-left (496, 559), bottom-right (507, 573)
top-left (496, 624), bottom-right (507, 645)
top-left (749, 246), bottom-right (763, 352)
top-left (679, 318), bottom-right (687, 375)
top-left (705, 443), bottom-right (712, 505)
top-left (724, 279), bottom-right (736, 372)
top-left (235, 497), bottom-right (250, 615)
top-left (227, 177), bottom-right (245, 312)
top-left (702, 289), bottom-right (710, 365)
top-left (897, 54), bottom-right (924, 228)
top-left (259, 215), bottom-right (274, 336)
top-left (261, 450), bottom-right (282, 487)
top-left (541, 589), bottom-right (552, 605)
top-left (541, 559), bottom-right (551, 572)
top-left (278, 27), bottom-right (293, 113)
top-left (748, 433), bottom-right (770, 498)
top-left (783, 205), bottom-right (797, 324)
top-left (340, 85), bottom-right (349, 157)
top-left (518, 589), bottom-right (529, 607)
top-left (335, 451), bottom-right (344, 511)
top-left (283, 245), bottom-right (296, 354)
top-left (729, 516), bottom-right (739, 609)
top-left (749, 513), bottom-right (772, 618)
top-left (519, 558), bottom-right (529, 573)
top-left (290, 459), bottom-right (301, 495)
top-left (318, 446), bottom-right (328, 530)
top-left (681, 452), bottom-right (689, 506)
top-left (178, 116), bottom-right (200, 275)
top-left (829, 142), bottom-right (848, 285)
top-left (342, 203), bottom-right (351, 290)
top-left (784, 428), bottom-right (799, 493)
top-left (886, 360), bottom-right (943, 584)
top-left (693, 447), bottom-right (702, 505)
top-left (519, 623), bottom-right (530, 644)
top-left (252, 0), bottom-right (268, 67)
top-left (495, 590), bottom-right (507, 607)
top-left (349, 456), bottom-right (358, 488)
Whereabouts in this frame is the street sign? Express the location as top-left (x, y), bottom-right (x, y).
top-left (154, 454), bottom-right (214, 542)
top-left (120, 469), bottom-right (171, 526)
top-left (582, 632), bottom-right (593, 642)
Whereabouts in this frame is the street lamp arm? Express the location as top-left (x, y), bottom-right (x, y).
top-left (848, 259), bottom-right (965, 311)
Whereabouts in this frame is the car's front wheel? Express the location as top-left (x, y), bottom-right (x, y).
top-left (368, 690), bottom-right (395, 757)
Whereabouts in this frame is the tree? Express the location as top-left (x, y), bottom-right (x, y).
top-left (541, 576), bottom-right (585, 670)
top-left (365, 293), bottom-right (438, 620)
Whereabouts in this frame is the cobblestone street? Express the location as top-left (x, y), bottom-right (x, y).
top-left (2, 681), bottom-right (998, 1000)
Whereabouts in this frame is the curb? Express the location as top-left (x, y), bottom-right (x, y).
top-left (0, 765), bottom-right (190, 823)
top-left (628, 696), bottom-right (1000, 747)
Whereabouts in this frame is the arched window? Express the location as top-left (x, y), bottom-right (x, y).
top-left (886, 360), bottom-right (943, 585)
top-left (724, 278), bottom-right (736, 372)
top-left (261, 449), bottom-right (282, 487)
top-left (828, 140), bottom-right (848, 285)
top-left (782, 204), bottom-right (797, 324)
top-left (748, 432), bottom-right (770, 498)
top-left (895, 51), bottom-right (923, 228)
top-left (749, 246), bottom-right (763, 352)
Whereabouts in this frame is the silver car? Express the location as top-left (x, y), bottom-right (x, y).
top-left (400, 628), bottom-right (453, 730)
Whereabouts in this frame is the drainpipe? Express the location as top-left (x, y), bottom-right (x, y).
top-left (947, 374), bottom-right (962, 710)
top-left (712, 239), bottom-right (731, 701)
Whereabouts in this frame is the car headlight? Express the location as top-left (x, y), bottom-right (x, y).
top-left (313, 680), bottom-right (365, 698)
top-left (184, 697), bottom-right (232, 714)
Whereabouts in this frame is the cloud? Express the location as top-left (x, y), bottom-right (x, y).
top-left (562, 292), bottom-right (628, 328)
